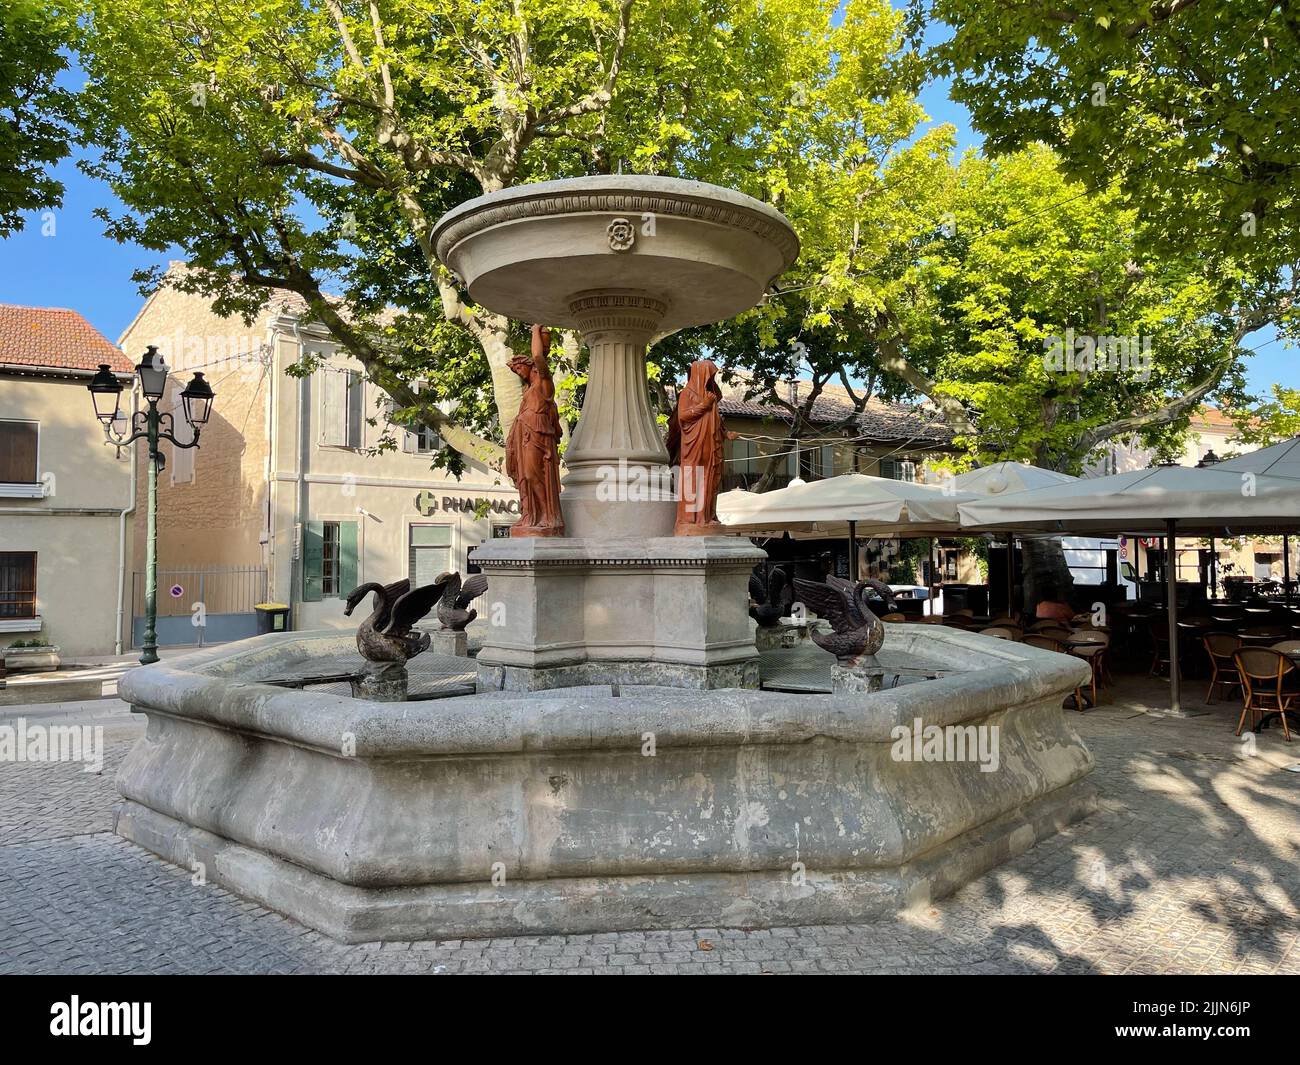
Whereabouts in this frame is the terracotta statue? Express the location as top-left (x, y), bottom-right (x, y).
top-left (671, 360), bottom-right (733, 535)
top-left (505, 325), bottom-right (566, 537)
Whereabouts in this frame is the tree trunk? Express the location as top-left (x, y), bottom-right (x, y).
top-left (480, 319), bottom-right (525, 439)
top-left (1019, 536), bottom-right (1076, 617)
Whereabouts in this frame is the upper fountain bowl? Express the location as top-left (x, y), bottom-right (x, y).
top-left (432, 176), bottom-right (800, 333)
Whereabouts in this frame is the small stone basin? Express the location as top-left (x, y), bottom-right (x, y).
top-left (431, 175), bottom-right (800, 332)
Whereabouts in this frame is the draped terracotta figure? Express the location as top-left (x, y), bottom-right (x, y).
top-left (505, 325), bottom-right (565, 537)
top-left (671, 359), bottom-right (733, 535)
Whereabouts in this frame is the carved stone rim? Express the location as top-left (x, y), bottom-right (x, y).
top-left (568, 289), bottom-right (670, 320)
top-left (432, 176), bottom-right (800, 268)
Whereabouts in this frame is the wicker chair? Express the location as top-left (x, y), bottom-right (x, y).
top-left (1202, 632), bottom-right (1243, 705)
top-left (1068, 629), bottom-right (1110, 706)
top-left (1233, 648), bottom-right (1295, 741)
top-left (1021, 635), bottom-right (1086, 711)
top-left (979, 626), bottom-right (1022, 640)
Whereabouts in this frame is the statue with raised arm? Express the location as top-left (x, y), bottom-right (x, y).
top-left (671, 359), bottom-right (733, 536)
top-left (505, 324), bottom-right (565, 537)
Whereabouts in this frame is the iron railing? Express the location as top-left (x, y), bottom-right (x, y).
top-left (132, 566), bottom-right (268, 618)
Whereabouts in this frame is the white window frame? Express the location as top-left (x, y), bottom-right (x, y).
top-left (0, 418), bottom-right (43, 498)
top-left (406, 425), bottom-right (441, 455)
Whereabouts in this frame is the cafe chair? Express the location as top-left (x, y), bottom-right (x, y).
top-left (1232, 648), bottom-right (1295, 742)
top-left (1148, 617), bottom-right (1172, 677)
top-left (1202, 632), bottom-right (1243, 705)
top-left (1022, 634), bottom-right (1087, 711)
top-left (1068, 629), bottom-right (1110, 705)
top-left (1240, 626), bottom-right (1290, 647)
top-left (1034, 624), bottom-right (1073, 643)
top-left (979, 626), bottom-right (1022, 640)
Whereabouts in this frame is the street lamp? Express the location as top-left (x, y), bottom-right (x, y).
top-left (87, 347), bottom-right (216, 665)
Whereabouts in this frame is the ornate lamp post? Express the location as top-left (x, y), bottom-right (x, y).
top-left (88, 347), bottom-right (215, 664)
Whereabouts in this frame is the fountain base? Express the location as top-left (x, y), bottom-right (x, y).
top-left (113, 627), bottom-right (1096, 943)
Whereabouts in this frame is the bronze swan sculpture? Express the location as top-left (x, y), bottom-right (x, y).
top-left (343, 578), bottom-right (445, 663)
top-left (793, 574), bottom-right (889, 666)
top-left (436, 571), bottom-right (489, 632)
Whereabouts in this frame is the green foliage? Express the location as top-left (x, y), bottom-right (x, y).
top-left (0, 0), bottom-right (76, 235)
top-left (1233, 384), bottom-right (1300, 447)
top-left (927, 0), bottom-right (1300, 288)
top-left (904, 145), bottom-right (1254, 471)
top-left (70, 0), bottom-right (859, 464)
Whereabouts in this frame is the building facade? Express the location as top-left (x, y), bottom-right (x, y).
top-left (0, 304), bottom-right (135, 656)
top-left (118, 271), bottom-right (517, 645)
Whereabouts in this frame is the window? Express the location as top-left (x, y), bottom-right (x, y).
top-left (0, 421), bottom-right (38, 484)
top-left (319, 368), bottom-right (363, 448)
top-left (406, 426), bottom-right (441, 455)
top-left (0, 552), bottom-right (37, 618)
top-left (322, 522), bottom-right (341, 595)
top-left (302, 520), bottom-right (357, 601)
top-left (409, 525), bottom-right (452, 588)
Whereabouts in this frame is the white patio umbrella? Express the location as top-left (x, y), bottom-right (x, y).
top-left (1209, 438), bottom-right (1300, 601)
top-left (1211, 436), bottom-right (1300, 479)
top-left (958, 464), bottom-right (1300, 713)
top-left (719, 475), bottom-right (978, 614)
top-left (949, 463), bottom-right (1078, 615)
top-left (949, 460), bottom-right (1077, 495)
top-left (719, 474), bottom-right (975, 538)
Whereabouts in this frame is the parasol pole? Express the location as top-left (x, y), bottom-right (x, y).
top-left (1166, 518), bottom-right (1182, 715)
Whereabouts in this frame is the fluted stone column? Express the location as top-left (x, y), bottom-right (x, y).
top-left (560, 289), bottom-right (677, 539)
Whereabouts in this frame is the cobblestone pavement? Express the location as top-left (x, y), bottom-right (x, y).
top-left (2, 680), bottom-right (1298, 974)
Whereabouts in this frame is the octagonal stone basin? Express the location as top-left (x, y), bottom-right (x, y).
top-left (431, 175), bottom-right (800, 333)
top-left (114, 627), bottom-right (1094, 942)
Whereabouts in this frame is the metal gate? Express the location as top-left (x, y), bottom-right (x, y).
top-left (131, 566), bottom-right (268, 649)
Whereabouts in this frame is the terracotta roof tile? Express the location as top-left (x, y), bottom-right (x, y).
top-left (717, 393), bottom-right (953, 446)
top-left (0, 304), bottom-right (132, 374)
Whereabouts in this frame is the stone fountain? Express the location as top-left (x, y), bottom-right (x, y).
top-left (433, 177), bottom-right (796, 691)
top-left (112, 176), bottom-right (1097, 943)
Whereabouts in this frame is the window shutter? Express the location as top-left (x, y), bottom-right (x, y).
top-left (302, 521), bottom-right (324, 601)
top-left (402, 430), bottom-right (416, 453)
top-left (337, 521), bottom-right (359, 598)
top-left (880, 458), bottom-right (898, 480)
top-left (346, 372), bottom-right (363, 448)
top-left (0, 421), bottom-right (38, 483)
top-left (319, 371), bottom-right (342, 446)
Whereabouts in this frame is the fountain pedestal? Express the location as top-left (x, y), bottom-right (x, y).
top-left (472, 535), bottom-right (765, 691)
top-left (434, 176), bottom-right (801, 689)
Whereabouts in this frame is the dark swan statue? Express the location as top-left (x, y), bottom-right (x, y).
top-left (748, 566), bottom-right (793, 629)
top-left (793, 575), bottom-right (892, 666)
top-left (343, 578), bottom-right (445, 663)
top-left (436, 571), bottom-right (489, 632)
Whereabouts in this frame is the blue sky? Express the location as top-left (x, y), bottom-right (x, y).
top-left (0, 43), bottom-right (1291, 400)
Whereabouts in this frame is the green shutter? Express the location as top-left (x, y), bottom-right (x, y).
top-left (302, 521), bottom-right (324, 602)
top-left (338, 521), bottom-right (359, 598)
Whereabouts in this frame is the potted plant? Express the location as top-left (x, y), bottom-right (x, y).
top-left (2, 638), bottom-right (62, 673)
